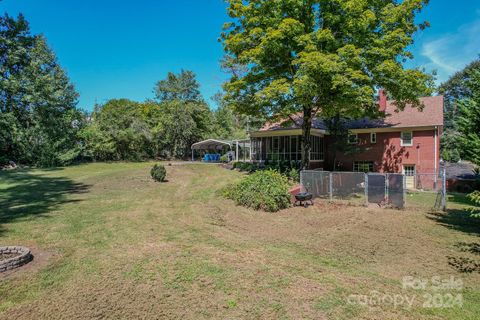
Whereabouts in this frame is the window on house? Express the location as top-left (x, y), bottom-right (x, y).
top-left (348, 134), bottom-right (358, 144)
top-left (353, 161), bottom-right (374, 173)
top-left (403, 165), bottom-right (416, 176)
top-left (401, 131), bottom-right (413, 146)
top-left (370, 132), bottom-right (377, 144)
top-left (310, 135), bottom-right (325, 161)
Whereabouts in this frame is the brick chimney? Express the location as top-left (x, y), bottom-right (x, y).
top-left (378, 89), bottom-right (387, 112)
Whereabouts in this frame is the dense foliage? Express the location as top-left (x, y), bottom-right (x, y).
top-left (223, 169), bottom-right (292, 212)
top-left (222, 0), bottom-right (434, 169)
top-left (79, 71), bottom-right (241, 161)
top-left (150, 164), bottom-right (167, 182)
top-left (467, 191), bottom-right (480, 218)
top-left (453, 69), bottom-right (480, 166)
top-left (439, 59), bottom-right (480, 162)
top-left (0, 14), bottom-right (84, 166)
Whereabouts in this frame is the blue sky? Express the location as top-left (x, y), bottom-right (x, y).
top-left (2, 0), bottom-right (479, 111)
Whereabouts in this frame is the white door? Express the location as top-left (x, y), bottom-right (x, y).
top-left (403, 165), bottom-right (416, 189)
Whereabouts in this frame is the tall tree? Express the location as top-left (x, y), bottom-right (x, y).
top-left (222, 0), bottom-right (433, 169)
top-left (438, 58), bottom-right (480, 161)
top-left (456, 69), bottom-right (480, 166)
top-left (154, 70), bottom-right (202, 102)
top-left (0, 13), bottom-right (82, 166)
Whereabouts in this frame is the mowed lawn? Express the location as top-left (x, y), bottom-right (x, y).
top-left (0, 163), bottom-right (479, 319)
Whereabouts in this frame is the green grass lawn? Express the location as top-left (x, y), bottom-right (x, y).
top-left (0, 163), bottom-right (479, 319)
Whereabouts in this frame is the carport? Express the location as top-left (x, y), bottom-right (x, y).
top-left (191, 139), bottom-right (232, 161)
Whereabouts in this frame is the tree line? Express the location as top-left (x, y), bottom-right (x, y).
top-left (0, 14), bottom-right (251, 166)
top-left (1, 4), bottom-right (480, 169)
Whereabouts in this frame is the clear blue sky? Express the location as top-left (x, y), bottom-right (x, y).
top-left (2, 0), bottom-right (480, 111)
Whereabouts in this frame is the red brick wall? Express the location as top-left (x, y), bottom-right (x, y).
top-left (324, 129), bottom-right (441, 174)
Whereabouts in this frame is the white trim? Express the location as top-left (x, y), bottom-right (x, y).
top-left (400, 131), bottom-right (413, 147)
top-left (402, 164), bottom-right (416, 176)
top-left (350, 126), bottom-right (438, 134)
top-left (348, 133), bottom-right (358, 144)
top-left (249, 128), bottom-right (326, 137)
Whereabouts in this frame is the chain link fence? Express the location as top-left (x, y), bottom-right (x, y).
top-left (300, 169), bottom-right (446, 210)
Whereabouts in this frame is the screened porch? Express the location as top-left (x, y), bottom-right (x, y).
top-left (250, 135), bottom-right (324, 163)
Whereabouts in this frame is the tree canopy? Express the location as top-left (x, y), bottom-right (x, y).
top-left (0, 13), bottom-right (83, 166)
top-left (222, 0), bottom-right (434, 168)
top-left (154, 70), bottom-right (202, 103)
top-left (439, 58), bottom-right (480, 162)
top-left (455, 69), bottom-right (480, 166)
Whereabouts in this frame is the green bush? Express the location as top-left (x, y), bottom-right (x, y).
top-left (223, 169), bottom-right (291, 212)
top-left (286, 167), bottom-right (300, 183)
top-left (467, 191), bottom-right (480, 218)
top-left (150, 164), bottom-right (167, 182)
top-left (220, 154), bottom-right (229, 163)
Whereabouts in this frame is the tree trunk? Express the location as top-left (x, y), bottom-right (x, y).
top-left (301, 106), bottom-right (312, 170)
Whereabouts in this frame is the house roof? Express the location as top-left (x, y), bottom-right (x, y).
top-left (445, 161), bottom-right (478, 180)
top-left (258, 95), bottom-right (444, 132)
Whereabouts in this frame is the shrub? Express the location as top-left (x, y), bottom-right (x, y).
top-left (286, 167), bottom-right (300, 183)
top-left (467, 191), bottom-right (480, 218)
top-left (150, 164), bottom-right (167, 182)
top-left (223, 169), bottom-right (291, 212)
top-left (220, 154), bottom-right (229, 163)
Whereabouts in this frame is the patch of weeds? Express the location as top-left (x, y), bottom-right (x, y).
top-left (226, 299), bottom-right (237, 309)
top-left (315, 287), bottom-right (362, 319)
top-left (161, 258), bottom-right (230, 292)
top-left (124, 258), bottom-right (152, 282)
top-left (447, 256), bottom-right (480, 273)
top-left (455, 242), bottom-right (480, 255)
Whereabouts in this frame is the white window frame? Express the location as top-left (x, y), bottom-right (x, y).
top-left (348, 133), bottom-right (358, 145)
top-left (403, 165), bottom-right (416, 176)
top-left (401, 131), bottom-right (413, 147)
top-left (370, 132), bottom-right (377, 144)
top-left (353, 161), bottom-right (374, 173)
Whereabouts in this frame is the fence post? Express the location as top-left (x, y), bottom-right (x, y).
top-left (441, 166), bottom-right (447, 211)
top-left (385, 173), bottom-right (389, 204)
top-left (329, 172), bottom-right (333, 201)
top-left (300, 170), bottom-right (303, 192)
top-left (364, 173), bottom-right (368, 206)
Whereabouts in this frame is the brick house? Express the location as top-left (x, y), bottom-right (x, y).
top-left (249, 92), bottom-right (444, 184)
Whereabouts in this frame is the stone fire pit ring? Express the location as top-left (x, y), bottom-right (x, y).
top-left (0, 246), bottom-right (33, 273)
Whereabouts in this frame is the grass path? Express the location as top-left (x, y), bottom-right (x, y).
top-left (0, 163), bottom-right (479, 319)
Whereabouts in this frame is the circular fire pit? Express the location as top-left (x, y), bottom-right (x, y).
top-left (0, 246), bottom-right (33, 273)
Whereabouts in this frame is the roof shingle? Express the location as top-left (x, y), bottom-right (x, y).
top-left (259, 95), bottom-right (444, 131)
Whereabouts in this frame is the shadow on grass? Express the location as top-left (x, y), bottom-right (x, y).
top-left (426, 194), bottom-right (480, 273)
top-left (0, 169), bottom-right (90, 236)
top-left (427, 209), bottom-right (480, 236)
